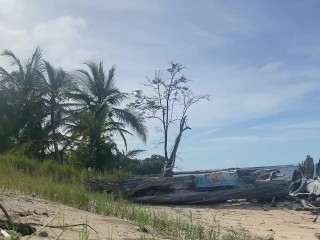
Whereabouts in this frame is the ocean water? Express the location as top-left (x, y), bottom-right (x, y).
top-left (175, 164), bottom-right (299, 181)
top-left (270, 165), bottom-right (298, 181)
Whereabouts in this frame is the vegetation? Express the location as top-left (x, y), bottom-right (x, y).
top-left (0, 153), bottom-right (261, 240)
top-left (0, 48), bottom-right (153, 173)
top-left (0, 49), bottom-right (210, 176)
top-left (129, 63), bottom-right (210, 176)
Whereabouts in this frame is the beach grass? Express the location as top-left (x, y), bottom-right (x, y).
top-left (0, 153), bottom-right (262, 240)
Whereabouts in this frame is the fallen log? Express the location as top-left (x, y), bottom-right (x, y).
top-left (124, 176), bottom-right (195, 197)
top-left (87, 168), bottom-right (282, 195)
top-left (87, 175), bottom-right (289, 205)
top-left (130, 180), bottom-right (290, 205)
top-left (86, 175), bottom-right (196, 196)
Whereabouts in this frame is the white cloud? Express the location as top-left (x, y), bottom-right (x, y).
top-left (31, 16), bottom-right (92, 69)
top-left (259, 61), bottom-right (284, 72)
top-left (184, 64), bottom-right (320, 131)
top-left (207, 135), bottom-right (285, 144)
top-left (0, 16), bottom-right (93, 70)
top-left (250, 121), bottom-right (320, 132)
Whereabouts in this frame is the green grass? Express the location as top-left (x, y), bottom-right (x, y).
top-left (0, 154), bottom-right (262, 240)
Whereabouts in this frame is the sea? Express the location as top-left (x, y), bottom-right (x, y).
top-left (272, 165), bottom-right (298, 181)
top-left (175, 164), bottom-right (299, 181)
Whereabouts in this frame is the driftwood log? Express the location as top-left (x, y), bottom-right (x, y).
top-left (87, 169), bottom-right (289, 205)
top-left (87, 176), bottom-right (195, 196)
top-left (130, 180), bottom-right (289, 205)
top-left (289, 155), bottom-right (320, 210)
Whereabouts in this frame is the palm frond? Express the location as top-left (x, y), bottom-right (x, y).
top-left (105, 65), bottom-right (116, 90)
top-left (84, 61), bottom-right (99, 83)
top-left (118, 130), bottom-right (128, 151)
top-left (77, 69), bottom-right (94, 86)
top-left (1, 49), bottom-right (24, 76)
top-left (44, 60), bottom-right (56, 88)
top-left (106, 91), bottom-right (128, 106)
top-left (69, 92), bottom-right (94, 107)
top-left (0, 66), bottom-right (12, 79)
top-left (30, 47), bottom-right (44, 73)
top-left (112, 108), bottom-right (147, 143)
top-left (125, 149), bottom-right (146, 158)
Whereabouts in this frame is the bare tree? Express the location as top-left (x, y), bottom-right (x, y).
top-left (129, 63), bottom-right (210, 177)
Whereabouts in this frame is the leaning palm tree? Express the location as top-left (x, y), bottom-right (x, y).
top-left (43, 61), bottom-right (71, 163)
top-left (71, 61), bottom-right (147, 148)
top-left (0, 48), bottom-right (47, 157)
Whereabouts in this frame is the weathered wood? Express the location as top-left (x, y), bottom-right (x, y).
top-left (291, 170), bottom-right (302, 182)
top-left (300, 155), bottom-right (314, 179)
top-left (0, 202), bottom-right (36, 235)
top-left (87, 168), bottom-right (291, 205)
top-left (0, 203), bottom-right (11, 222)
top-left (130, 180), bottom-right (290, 205)
top-left (87, 177), bottom-right (289, 205)
top-left (289, 155), bottom-right (320, 211)
top-left (124, 176), bottom-right (195, 197)
top-left (86, 175), bottom-right (195, 196)
top-left (316, 159), bottom-right (320, 178)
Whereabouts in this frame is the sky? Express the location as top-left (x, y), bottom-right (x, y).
top-left (1, 0), bottom-right (320, 170)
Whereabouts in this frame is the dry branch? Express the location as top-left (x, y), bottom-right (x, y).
top-left (0, 202), bottom-right (36, 236)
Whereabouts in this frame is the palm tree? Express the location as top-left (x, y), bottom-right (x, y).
top-left (71, 61), bottom-right (147, 148)
top-left (0, 48), bottom-right (47, 157)
top-left (65, 61), bottom-right (147, 171)
top-left (65, 108), bottom-right (116, 170)
top-left (43, 61), bottom-right (71, 163)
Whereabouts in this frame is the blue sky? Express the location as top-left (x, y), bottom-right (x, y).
top-left (1, 0), bottom-right (320, 170)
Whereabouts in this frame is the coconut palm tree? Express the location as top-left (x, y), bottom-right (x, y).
top-left (65, 107), bottom-right (131, 170)
top-left (71, 61), bottom-right (147, 148)
top-left (43, 61), bottom-right (71, 163)
top-left (0, 48), bottom-right (47, 157)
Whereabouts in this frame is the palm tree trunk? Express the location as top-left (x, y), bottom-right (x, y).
top-left (50, 96), bottom-right (62, 163)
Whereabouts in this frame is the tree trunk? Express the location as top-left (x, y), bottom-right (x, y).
top-left (50, 96), bottom-right (62, 163)
top-left (163, 116), bottom-right (189, 177)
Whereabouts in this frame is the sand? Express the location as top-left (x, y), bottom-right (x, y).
top-left (0, 192), bottom-right (169, 240)
top-left (1, 193), bottom-right (319, 240)
top-left (150, 201), bottom-right (320, 240)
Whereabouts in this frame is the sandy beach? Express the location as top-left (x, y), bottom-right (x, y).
top-left (151, 202), bottom-right (319, 240)
top-left (1, 192), bottom-right (319, 239)
top-left (0, 192), bottom-right (170, 240)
